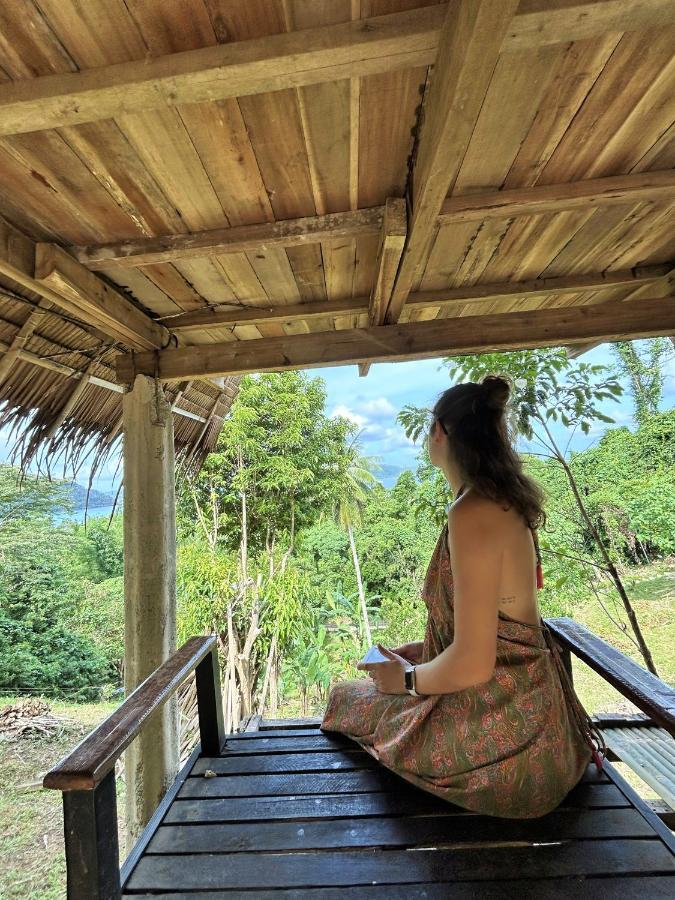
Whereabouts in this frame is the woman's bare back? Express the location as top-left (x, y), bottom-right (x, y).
top-left (447, 492), bottom-right (541, 626)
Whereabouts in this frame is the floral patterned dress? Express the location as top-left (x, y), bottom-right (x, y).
top-left (320, 519), bottom-right (605, 819)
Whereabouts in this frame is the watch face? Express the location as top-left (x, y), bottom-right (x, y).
top-left (404, 668), bottom-right (413, 689)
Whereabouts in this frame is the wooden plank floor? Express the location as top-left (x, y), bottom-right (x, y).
top-left (122, 719), bottom-right (675, 898)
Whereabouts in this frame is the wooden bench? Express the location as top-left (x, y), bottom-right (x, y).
top-left (44, 622), bottom-right (675, 898)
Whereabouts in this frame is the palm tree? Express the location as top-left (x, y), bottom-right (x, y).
top-left (331, 438), bottom-right (381, 646)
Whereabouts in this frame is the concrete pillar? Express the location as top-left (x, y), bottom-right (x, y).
top-left (123, 374), bottom-right (178, 848)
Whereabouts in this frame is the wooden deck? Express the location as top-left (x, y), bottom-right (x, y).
top-left (120, 718), bottom-right (675, 898)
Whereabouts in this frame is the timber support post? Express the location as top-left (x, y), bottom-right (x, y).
top-left (123, 373), bottom-right (178, 845)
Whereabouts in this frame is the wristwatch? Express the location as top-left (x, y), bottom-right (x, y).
top-left (404, 665), bottom-right (420, 696)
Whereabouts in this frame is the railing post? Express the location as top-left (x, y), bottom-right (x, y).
top-left (195, 644), bottom-right (225, 755)
top-left (62, 770), bottom-right (121, 900)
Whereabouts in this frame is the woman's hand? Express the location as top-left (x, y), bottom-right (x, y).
top-left (390, 640), bottom-right (424, 665)
top-left (356, 643), bottom-right (410, 694)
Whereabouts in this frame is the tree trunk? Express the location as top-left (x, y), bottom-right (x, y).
top-left (543, 422), bottom-right (658, 675)
top-left (348, 522), bottom-right (372, 646)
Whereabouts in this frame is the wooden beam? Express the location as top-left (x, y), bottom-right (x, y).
top-left (115, 295), bottom-right (675, 383)
top-left (35, 243), bottom-right (169, 351)
top-left (565, 265), bottom-right (675, 358)
top-left (385, 0), bottom-right (520, 325)
top-left (75, 208), bottom-right (383, 271)
top-left (74, 171), bottom-right (675, 270)
top-left (438, 170), bottom-right (675, 224)
top-left (0, 7), bottom-right (444, 136)
top-left (360, 198), bottom-right (407, 376)
top-left (1, 3), bottom-right (673, 137)
top-left (166, 265), bottom-right (669, 332)
top-left (504, 0), bottom-right (675, 51)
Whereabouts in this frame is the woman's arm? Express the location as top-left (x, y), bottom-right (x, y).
top-left (413, 500), bottom-right (500, 696)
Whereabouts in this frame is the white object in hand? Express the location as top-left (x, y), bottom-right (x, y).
top-left (359, 645), bottom-right (391, 665)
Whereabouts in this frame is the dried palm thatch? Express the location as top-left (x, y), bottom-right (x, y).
top-left (0, 282), bottom-right (239, 483)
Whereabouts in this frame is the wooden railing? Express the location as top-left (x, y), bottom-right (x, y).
top-left (546, 617), bottom-right (675, 739)
top-left (43, 635), bottom-right (224, 900)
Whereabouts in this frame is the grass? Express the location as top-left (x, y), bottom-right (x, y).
top-left (0, 698), bottom-right (120, 900)
top-left (1, 561), bottom-right (673, 897)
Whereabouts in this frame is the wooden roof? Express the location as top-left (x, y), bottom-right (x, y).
top-left (1, 1), bottom-right (674, 463)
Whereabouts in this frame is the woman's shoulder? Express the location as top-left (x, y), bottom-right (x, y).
top-left (448, 491), bottom-right (512, 534)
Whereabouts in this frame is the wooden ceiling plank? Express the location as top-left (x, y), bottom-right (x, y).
top-left (34, 243), bottom-right (169, 350)
top-left (503, 34), bottom-right (621, 190)
top-left (0, 6), bottom-right (444, 136)
top-left (384, 0), bottom-right (521, 324)
top-left (115, 295), bottom-right (675, 382)
top-left (539, 27), bottom-right (675, 185)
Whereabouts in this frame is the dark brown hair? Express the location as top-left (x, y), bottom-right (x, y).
top-left (433, 375), bottom-right (545, 530)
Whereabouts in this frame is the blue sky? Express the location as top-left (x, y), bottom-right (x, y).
top-left (2, 342), bottom-right (674, 492)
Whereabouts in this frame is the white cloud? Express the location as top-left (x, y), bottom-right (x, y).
top-left (359, 397), bottom-right (396, 419)
top-left (330, 404), bottom-right (367, 428)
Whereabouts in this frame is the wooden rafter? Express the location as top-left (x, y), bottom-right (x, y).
top-left (115, 295), bottom-right (675, 383)
top-left (388, 0), bottom-right (521, 324)
top-left (438, 170), bottom-right (675, 224)
top-left (505, 0), bottom-right (675, 51)
top-left (0, 297), bottom-right (51, 387)
top-left (35, 243), bottom-right (170, 351)
top-left (566, 266), bottom-right (675, 358)
top-left (165, 265), bottom-right (669, 332)
top-left (1, 3), bottom-right (673, 138)
top-left (359, 198), bottom-right (407, 377)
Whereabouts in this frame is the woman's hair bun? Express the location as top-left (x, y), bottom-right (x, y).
top-left (480, 374), bottom-right (510, 412)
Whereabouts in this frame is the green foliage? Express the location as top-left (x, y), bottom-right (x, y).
top-left (69, 513), bottom-right (124, 582)
top-left (179, 372), bottom-right (357, 553)
top-left (67, 577), bottom-right (125, 679)
top-left (443, 348), bottom-right (622, 437)
top-left (0, 526), bottom-right (108, 699)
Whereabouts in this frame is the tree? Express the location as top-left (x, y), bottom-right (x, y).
top-left (399, 348), bottom-right (659, 675)
top-left (177, 371), bottom-right (361, 725)
top-left (325, 438), bottom-right (380, 646)
top-left (611, 339), bottom-right (669, 424)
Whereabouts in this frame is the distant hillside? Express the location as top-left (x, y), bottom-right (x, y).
top-left (58, 482), bottom-right (117, 510)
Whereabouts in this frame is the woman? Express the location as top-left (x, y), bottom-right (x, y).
top-left (320, 375), bottom-right (605, 819)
